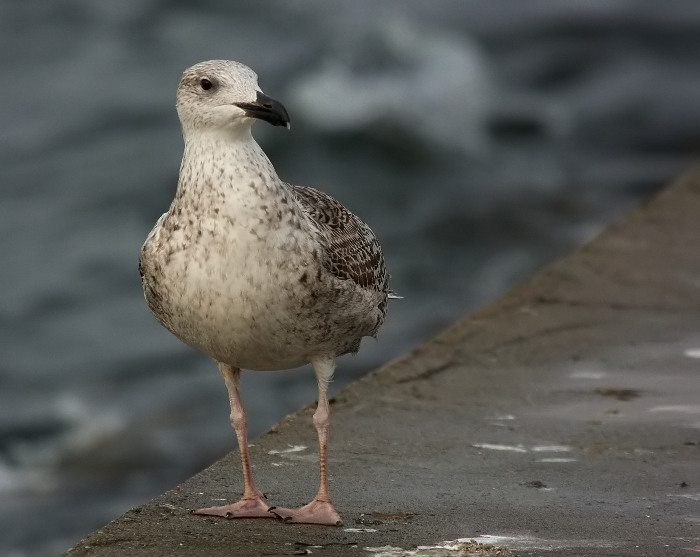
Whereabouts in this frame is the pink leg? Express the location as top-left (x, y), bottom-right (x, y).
top-left (194, 362), bottom-right (274, 519)
top-left (270, 358), bottom-right (343, 526)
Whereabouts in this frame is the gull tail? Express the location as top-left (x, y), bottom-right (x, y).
top-left (388, 291), bottom-right (404, 300)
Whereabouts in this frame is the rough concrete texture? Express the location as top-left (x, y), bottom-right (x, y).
top-left (67, 170), bottom-right (700, 556)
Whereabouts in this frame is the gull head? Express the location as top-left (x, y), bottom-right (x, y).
top-left (176, 60), bottom-right (290, 136)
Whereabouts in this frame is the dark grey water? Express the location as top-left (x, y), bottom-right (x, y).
top-left (2, 1), bottom-right (699, 555)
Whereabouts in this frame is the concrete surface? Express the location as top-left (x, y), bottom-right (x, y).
top-left (67, 170), bottom-right (700, 556)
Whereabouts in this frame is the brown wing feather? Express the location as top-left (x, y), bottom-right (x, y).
top-left (291, 185), bottom-right (388, 295)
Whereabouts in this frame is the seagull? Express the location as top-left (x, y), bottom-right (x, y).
top-left (139, 60), bottom-right (391, 526)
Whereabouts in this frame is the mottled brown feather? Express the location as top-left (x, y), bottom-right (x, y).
top-left (290, 185), bottom-right (388, 298)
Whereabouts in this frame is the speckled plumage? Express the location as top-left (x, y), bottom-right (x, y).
top-left (138, 60), bottom-right (391, 525)
top-left (139, 62), bottom-right (389, 372)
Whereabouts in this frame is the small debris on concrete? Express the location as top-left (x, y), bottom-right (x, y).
top-left (594, 388), bottom-right (641, 401)
top-left (371, 511), bottom-right (415, 519)
top-left (522, 480), bottom-right (547, 489)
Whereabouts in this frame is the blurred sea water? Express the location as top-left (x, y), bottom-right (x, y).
top-left (1, 1), bottom-right (699, 555)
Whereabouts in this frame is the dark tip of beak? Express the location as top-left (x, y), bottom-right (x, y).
top-left (234, 91), bottom-right (290, 129)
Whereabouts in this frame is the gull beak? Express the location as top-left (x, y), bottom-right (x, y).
top-left (234, 91), bottom-right (291, 129)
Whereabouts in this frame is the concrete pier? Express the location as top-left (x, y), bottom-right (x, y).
top-left (67, 170), bottom-right (700, 556)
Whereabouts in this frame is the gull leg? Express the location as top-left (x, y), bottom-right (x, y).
top-left (270, 357), bottom-right (343, 526)
top-left (194, 362), bottom-right (273, 518)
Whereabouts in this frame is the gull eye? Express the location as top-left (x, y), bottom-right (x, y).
top-left (200, 78), bottom-right (213, 91)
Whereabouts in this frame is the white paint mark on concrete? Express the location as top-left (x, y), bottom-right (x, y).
top-left (683, 348), bottom-right (700, 359)
top-left (268, 444), bottom-right (307, 454)
top-left (345, 528), bottom-right (378, 533)
top-left (668, 493), bottom-right (700, 501)
top-left (649, 405), bottom-right (700, 414)
top-left (365, 539), bottom-right (506, 556)
top-left (473, 443), bottom-right (527, 453)
top-left (531, 445), bottom-right (572, 452)
top-left (537, 458), bottom-right (578, 463)
top-left (474, 444), bottom-right (575, 456)
top-left (471, 534), bottom-right (617, 551)
top-left (365, 535), bottom-right (617, 555)
top-left (364, 544), bottom-right (399, 556)
top-left (487, 414), bottom-right (516, 421)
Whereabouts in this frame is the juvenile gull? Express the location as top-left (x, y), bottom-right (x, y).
top-left (139, 60), bottom-right (391, 526)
